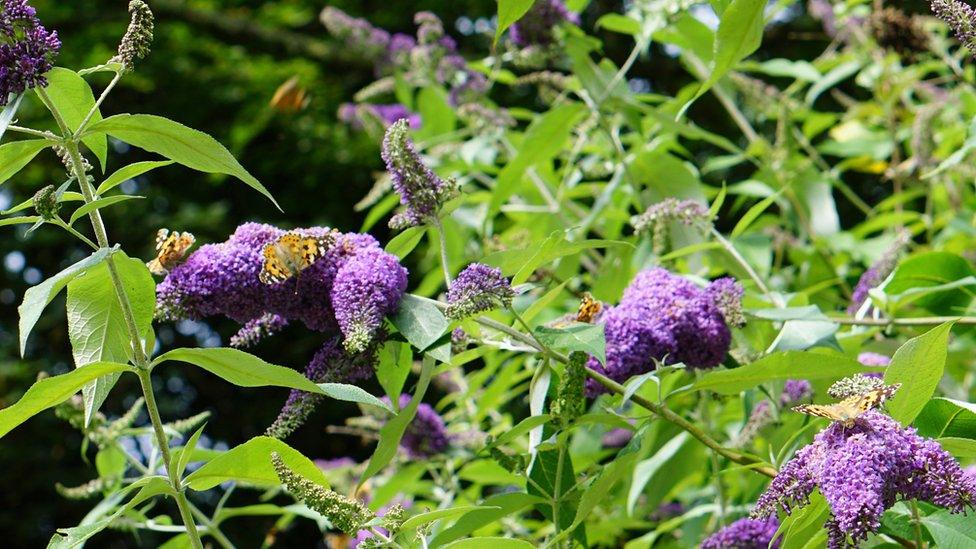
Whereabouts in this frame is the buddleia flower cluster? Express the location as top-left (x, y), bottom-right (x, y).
top-left (848, 232), bottom-right (909, 314)
top-left (156, 223), bottom-right (408, 437)
top-left (382, 119), bottom-right (458, 230)
top-left (827, 373), bottom-right (887, 400)
top-left (932, 0), bottom-right (976, 58)
top-left (586, 268), bottom-right (743, 395)
top-left (271, 452), bottom-right (375, 536)
top-left (323, 6), bottom-right (488, 118)
top-left (32, 184), bottom-right (59, 220)
top-left (753, 411), bottom-right (976, 548)
top-left (111, 0), bottom-right (153, 70)
top-left (0, 0), bottom-right (60, 104)
top-left (551, 352), bottom-right (587, 427)
top-left (382, 394), bottom-right (451, 458)
top-left (869, 7), bottom-right (928, 59)
top-left (700, 515), bottom-right (780, 549)
top-left (632, 198), bottom-right (711, 254)
top-left (445, 263), bottom-right (515, 319)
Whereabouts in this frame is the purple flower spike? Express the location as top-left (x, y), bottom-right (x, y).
top-left (586, 269), bottom-right (736, 395)
top-left (701, 516), bottom-right (780, 549)
top-left (0, 0), bottom-right (60, 105)
top-left (331, 247), bottom-right (408, 353)
top-left (381, 119), bottom-right (457, 230)
top-left (857, 352), bottom-right (891, 367)
top-left (446, 263), bottom-right (514, 319)
top-left (383, 395), bottom-right (450, 458)
top-left (754, 411), bottom-right (976, 548)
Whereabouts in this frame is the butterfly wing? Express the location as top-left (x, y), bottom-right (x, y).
top-left (576, 293), bottom-right (603, 323)
top-left (259, 239), bottom-right (294, 285)
top-left (792, 403), bottom-right (842, 422)
top-left (853, 383), bottom-right (902, 414)
top-left (147, 229), bottom-right (177, 275)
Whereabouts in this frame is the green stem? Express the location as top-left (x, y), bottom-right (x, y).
top-left (910, 501), bottom-right (925, 548)
top-left (6, 124), bottom-right (59, 139)
top-left (709, 227), bottom-right (782, 307)
top-left (38, 86), bottom-right (205, 549)
top-left (432, 217), bottom-right (452, 286)
top-left (831, 316), bottom-right (976, 326)
top-left (187, 500), bottom-right (234, 549)
top-left (471, 314), bottom-right (778, 478)
top-left (50, 217), bottom-right (99, 250)
top-left (75, 70), bottom-right (122, 136)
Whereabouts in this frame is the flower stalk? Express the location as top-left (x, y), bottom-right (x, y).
top-left (36, 85), bottom-right (205, 549)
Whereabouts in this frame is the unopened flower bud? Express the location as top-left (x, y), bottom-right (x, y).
top-left (112, 1), bottom-right (154, 70)
top-left (32, 185), bottom-right (59, 220)
top-left (271, 452), bottom-right (374, 535)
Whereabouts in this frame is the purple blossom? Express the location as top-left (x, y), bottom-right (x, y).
top-left (509, 0), bottom-right (580, 47)
top-left (848, 234), bottom-right (907, 314)
top-left (601, 427), bottom-right (633, 448)
top-left (932, 0), bottom-right (976, 57)
top-left (754, 411), bottom-right (976, 548)
top-left (267, 338), bottom-right (377, 439)
top-left (0, 0), bottom-right (60, 105)
top-left (381, 119), bottom-right (457, 230)
top-left (650, 502), bottom-right (684, 522)
top-left (445, 263), bottom-right (515, 319)
top-left (857, 352), bottom-right (891, 367)
top-left (156, 223), bottom-right (407, 356)
top-left (229, 313), bottom-right (288, 348)
top-left (700, 516), bottom-right (780, 549)
top-left (320, 6), bottom-right (390, 61)
top-left (782, 380), bottom-right (813, 405)
top-left (331, 246), bottom-right (408, 353)
top-left (339, 102), bottom-right (421, 130)
top-left (383, 395), bottom-right (450, 458)
top-left (586, 269), bottom-right (736, 395)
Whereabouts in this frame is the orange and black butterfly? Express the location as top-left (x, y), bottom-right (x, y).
top-left (270, 76), bottom-right (309, 113)
top-left (146, 229), bottom-right (195, 275)
top-left (793, 383), bottom-right (901, 428)
top-left (576, 292), bottom-right (603, 323)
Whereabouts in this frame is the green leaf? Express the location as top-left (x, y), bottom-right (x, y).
top-left (886, 252), bottom-right (976, 315)
top-left (627, 432), bottom-right (688, 516)
top-left (922, 510), bottom-right (976, 548)
top-left (175, 424), bottom-right (206, 479)
top-left (806, 60), bottom-right (862, 105)
top-left (68, 195), bottom-right (144, 225)
top-left (534, 323), bottom-right (606, 364)
top-left (400, 506), bottom-right (500, 530)
top-left (0, 361), bottom-right (131, 438)
top-left (569, 426), bottom-right (648, 533)
top-left (431, 492), bottom-right (545, 546)
top-left (938, 437), bottom-right (976, 459)
top-left (390, 294), bottom-right (448, 351)
top-left (95, 160), bottom-right (174, 195)
top-left (415, 86), bottom-right (456, 139)
top-left (184, 436), bottom-right (329, 490)
top-left (360, 356), bottom-right (435, 484)
top-left (678, 0), bottom-right (766, 117)
top-left (67, 253), bottom-right (154, 424)
top-left (487, 414), bottom-right (552, 449)
top-left (490, 103), bottom-right (587, 213)
top-left (693, 351), bottom-right (865, 394)
top-left (95, 444), bottom-right (127, 478)
top-left (317, 383), bottom-right (392, 412)
top-left (43, 68), bottom-right (107, 170)
top-left (0, 92), bottom-right (23, 141)
top-left (884, 322), bottom-right (954, 425)
top-left (528, 444), bottom-right (586, 546)
top-left (376, 342), bottom-right (413, 401)
top-left (915, 398), bottom-right (976, 439)
top-left (445, 539), bottom-right (535, 549)
top-left (776, 492), bottom-right (829, 549)
top-left (0, 215), bottom-right (41, 227)
top-left (3, 190), bottom-right (84, 215)
top-left (153, 347), bottom-right (323, 392)
top-left (384, 226), bottom-right (425, 259)
top-left (19, 247), bottom-right (114, 356)
top-left (0, 139), bottom-right (50, 185)
top-left (85, 114), bottom-right (278, 209)
top-left (495, 0), bottom-right (535, 45)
